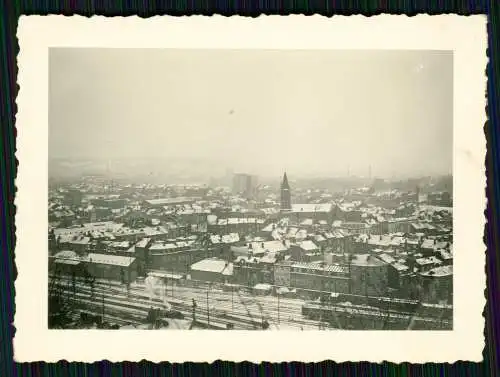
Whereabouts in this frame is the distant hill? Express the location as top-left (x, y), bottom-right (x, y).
top-left (49, 157), bottom-right (220, 184)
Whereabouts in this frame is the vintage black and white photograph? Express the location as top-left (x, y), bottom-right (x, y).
top-left (47, 47), bottom-right (454, 331)
top-left (14, 15), bottom-right (487, 363)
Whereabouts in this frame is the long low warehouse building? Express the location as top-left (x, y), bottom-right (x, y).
top-left (189, 258), bottom-right (233, 283)
top-left (50, 250), bottom-right (138, 283)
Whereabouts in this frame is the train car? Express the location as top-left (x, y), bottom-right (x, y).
top-left (301, 302), bottom-right (322, 319)
top-left (331, 293), bottom-right (420, 313)
top-left (164, 297), bottom-right (186, 310)
top-left (334, 293), bottom-right (365, 306)
top-left (372, 296), bottom-right (420, 313)
top-left (302, 301), bottom-right (356, 320)
top-left (222, 283), bottom-right (239, 293)
top-left (420, 302), bottom-right (453, 319)
top-left (165, 310), bottom-right (185, 320)
top-left (302, 301), bottom-right (452, 330)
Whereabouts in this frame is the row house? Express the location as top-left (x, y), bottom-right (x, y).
top-left (208, 217), bottom-right (266, 235)
top-left (290, 203), bottom-right (335, 223)
top-left (232, 255), bottom-right (276, 286)
top-left (148, 247), bottom-right (207, 274)
top-left (348, 254), bottom-right (390, 297)
top-left (289, 241), bottom-right (322, 263)
top-left (289, 262), bottom-right (350, 294)
top-left (419, 265), bottom-right (453, 303)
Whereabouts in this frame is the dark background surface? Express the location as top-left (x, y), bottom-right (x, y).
top-left (0, 0), bottom-right (497, 376)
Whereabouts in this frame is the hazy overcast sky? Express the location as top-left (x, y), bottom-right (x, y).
top-left (49, 48), bottom-right (453, 179)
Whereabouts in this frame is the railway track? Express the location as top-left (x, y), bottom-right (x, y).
top-left (51, 280), bottom-right (259, 330)
top-left (51, 275), bottom-right (450, 330)
top-left (51, 277), bottom-right (323, 330)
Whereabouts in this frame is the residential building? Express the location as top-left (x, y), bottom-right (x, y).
top-left (190, 258), bottom-right (233, 283)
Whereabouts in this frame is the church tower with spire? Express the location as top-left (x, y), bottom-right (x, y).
top-left (280, 172), bottom-right (292, 212)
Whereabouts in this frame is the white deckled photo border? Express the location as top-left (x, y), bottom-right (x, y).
top-left (14, 14), bottom-right (487, 363)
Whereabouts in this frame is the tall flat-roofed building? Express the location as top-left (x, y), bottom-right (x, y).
top-left (232, 173), bottom-right (258, 199)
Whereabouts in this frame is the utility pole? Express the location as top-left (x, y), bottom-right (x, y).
top-left (164, 280), bottom-right (168, 305)
top-left (71, 271), bottom-right (76, 299)
top-left (90, 276), bottom-right (95, 299)
top-left (192, 299), bottom-right (197, 322)
top-left (171, 268), bottom-right (174, 298)
top-left (101, 269), bottom-right (105, 323)
top-left (277, 292), bottom-right (280, 325)
top-left (66, 276), bottom-right (71, 303)
top-left (206, 288), bottom-right (210, 327)
top-left (101, 291), bottom-right (105, 323)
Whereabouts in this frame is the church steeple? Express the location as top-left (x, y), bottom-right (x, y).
top-left (280, 172), bottom-right (291, 212)
top-left (282, 172), bottom-right (289, 189)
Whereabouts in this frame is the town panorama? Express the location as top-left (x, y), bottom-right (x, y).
top-left (48, 161), bottom-right (453, 331)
